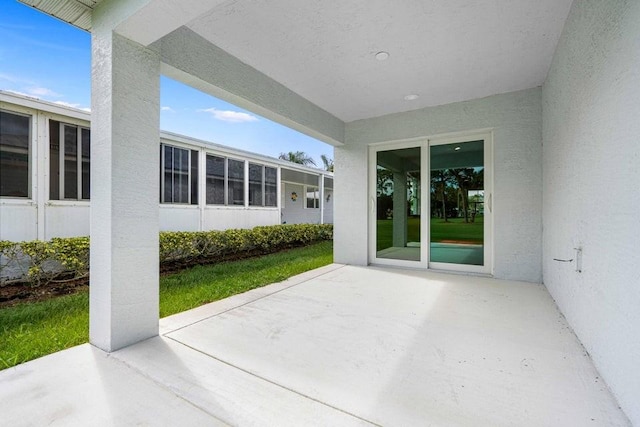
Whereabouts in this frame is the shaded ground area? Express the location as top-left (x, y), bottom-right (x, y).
top-left (0, 265), bottom-right (630, 426)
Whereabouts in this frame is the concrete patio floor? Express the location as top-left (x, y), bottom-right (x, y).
top-left (0, 264), bottom-right (631, 426)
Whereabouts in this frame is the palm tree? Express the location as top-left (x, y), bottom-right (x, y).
top-left (448, 168), bottom-right (475, 223)
top-left (467, 169), bottom-right (484, 222)
top-left (278, 151), bottom-right (317, 166)
top-left (320, 154), bottom-right (334, 172)
top-left (431, 169), bottom-right (451, 222)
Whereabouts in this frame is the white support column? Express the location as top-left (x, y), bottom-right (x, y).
top-left (392, 172), bottom-right (408, 248)
top-left (90, 25), bottom-right (160, 352)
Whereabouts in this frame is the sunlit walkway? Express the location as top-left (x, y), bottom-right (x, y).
top-left (0, 265), bottom-right (630, 426)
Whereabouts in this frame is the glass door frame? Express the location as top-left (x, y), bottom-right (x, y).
top-left (368, 139), bottom-right (429, 269)
top-left (368, 131), bottom-right (493, 275)
top-left (427, 132), bottom-right (493, 275)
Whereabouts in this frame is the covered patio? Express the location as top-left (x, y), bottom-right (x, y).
top-left (0, 265), bottom-right (629, 425)
top-left (8, 0), bottom-right (640, 424)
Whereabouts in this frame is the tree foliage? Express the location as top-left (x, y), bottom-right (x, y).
top-left (278, 151), bottom-right (317, 166)
top-left (430, 168), bottom-right (484, 223)
top-left (0, 224), bottom-right (333, 287)
top-left (320, 154), bottom-right (334, 172)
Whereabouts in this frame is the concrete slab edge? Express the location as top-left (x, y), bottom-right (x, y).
top-left (159, 263), bottom-right (346, 334)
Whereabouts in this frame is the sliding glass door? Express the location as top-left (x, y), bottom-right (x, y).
top-left (370, 133), bottom-right (492, 274)
top-left (429, 138), bottom-right (491, 272)
top-left (374, 146), bottom-right (422, 264)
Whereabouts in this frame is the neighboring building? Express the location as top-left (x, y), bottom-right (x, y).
top-left (0, 91), bottom-right (333, 242)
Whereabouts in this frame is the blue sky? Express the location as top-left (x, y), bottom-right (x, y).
top-left (0, 0), bottom-right (332, 166)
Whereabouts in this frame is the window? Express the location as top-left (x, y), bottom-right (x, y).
top-left (49, 121), bottom-right (91, 200)
top-left (206, 159), bottom-right (277, 206)
top-left (206, 154), bottom-right (225, 205)
top-left (206, 157), bottom-right (276, 207)
top-left (265, 167), bottom-right (277, 207)
top-left (248, 163), bottom-right (263, 206)
top-left (0, 110), bottom-right (30, 198)
top-left (227, 158), bottom-right (244, 206)
top-left (249, 164), bottom-right (277, 207)
top-left (306, 186), bottom-right (319, 209)
top-left (81, 129), bottom-right (90, 200)
top-left (190, 150), bottom-right (198, 205)
top-left (161, 144), bottom-right (198, 204)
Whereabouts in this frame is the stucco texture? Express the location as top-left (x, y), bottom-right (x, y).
top-left (542, 0), bottom-right (640, 424)
top-left (336, 88), bottom-right (543, 283)
top-left (90, 27), bottom-right (161, 351)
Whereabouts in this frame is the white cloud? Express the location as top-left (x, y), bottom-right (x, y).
top-left (53, 100), bottom-right (79, 108)
top-left (27, 86), bottom-right (61, 97)
top-left (161, 106), bottom-right (175, 112)
top-left (198, 107), bottom-right (258, 123)
top-left (3, 89), bottom-right (90, 112)
top-left (53, 101), bottom-right (90, 112)
top-left (0, 73), bottom-right (32, 84)
top-left (4, 89), bottom-right (32, 97)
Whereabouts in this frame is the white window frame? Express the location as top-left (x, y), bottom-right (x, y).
top-left (161, 143), bottom-right (193, 205)
top-left (248, 162), bottom-right (264, 207)
top-left (204, 155), bottom-right (279, 209)
top-left (264, 166), bottom-right (278, 208)
top-left (57, 123), bottom-right (90, 201)
top-left (0, 108), bottom-right (32, 200)
top-left (205, 153), bottom-right (227, 206)
top-left (304, 185), bottom-right (320, 209)
top-left (226, 156), bottom-right (246, 207)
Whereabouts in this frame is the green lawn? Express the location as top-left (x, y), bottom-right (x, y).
top-left (430, 216), bottom-right (484, 244)
top-left (0, 241), bottom-right (333, 370)
top-left (377, 216), bottom-right (483, 250)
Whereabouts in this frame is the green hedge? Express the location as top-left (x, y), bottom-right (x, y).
top-left (0, 224), bottom-right (333, 287)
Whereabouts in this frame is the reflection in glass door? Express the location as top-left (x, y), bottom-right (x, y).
top-left (429, 140), bottom-right (485, 266)
top-left (376, 147), bottom-right (421, 262)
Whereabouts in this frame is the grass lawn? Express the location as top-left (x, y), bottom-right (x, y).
top-left (376, 218), bottom-right (421, 250)
top-left (0, 241), bottom-right (333, 370)
top-left (430, 216), bottom-right (484, 244)
top-left (377, 216), bottom-right (483, 250)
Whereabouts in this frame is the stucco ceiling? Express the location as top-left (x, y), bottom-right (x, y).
top-left (21, 0), bottom-right (574, 124)
top-left (187, 0), bottom-right (573, 122)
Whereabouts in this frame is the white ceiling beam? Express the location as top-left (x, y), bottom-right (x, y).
top-left (113, 0), bottom-right (229, 46)
top-left (157, 27), bottom-right (345, 147)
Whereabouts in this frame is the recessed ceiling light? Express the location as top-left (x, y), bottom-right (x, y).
top-left (454, 146), bottom-right (461, 151)
top-left (404, 94), bottom-right (419, 101)
top-left (375, 51), bottom-right (390, 61)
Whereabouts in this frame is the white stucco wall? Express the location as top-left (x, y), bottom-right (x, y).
top-left (336, 88), bottom-right (543, 282)
top-left (542, 1), bottom-right (640, 424)
top-left (281, 183), bottom-right (321, 224)
top-left (159, 206), bottom-right (200, 232)
top-left (203, 207), bottom-right (280, 230)
top-left (0, 203), bottom-right (37, 241)
top-left (323, 189), bottom-right (334, 224)
top-left (45, 204), bottom-right (90, 239)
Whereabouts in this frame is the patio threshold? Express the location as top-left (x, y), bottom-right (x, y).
top-left (0, 264), bottom-right (630, 426)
